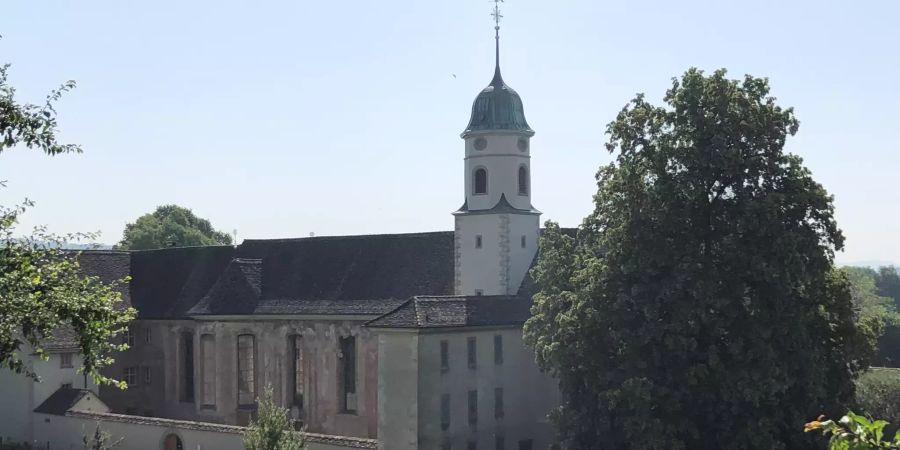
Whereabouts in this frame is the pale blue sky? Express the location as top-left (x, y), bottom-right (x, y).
top-left (1, 0), bottom-right (897, 264)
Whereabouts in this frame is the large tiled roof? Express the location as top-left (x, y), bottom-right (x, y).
top-left (78, 232), bottom-right (454, 319)
top-left (190, 232), bottom-right (454, 316)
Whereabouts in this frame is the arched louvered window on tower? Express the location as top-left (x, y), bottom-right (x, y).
top-left (518, 166), bottom-right (529, 195)
top-left (473, 168), bottom-right (488, 195)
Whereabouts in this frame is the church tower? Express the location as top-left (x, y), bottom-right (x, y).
top-left (454, 4), bottom-right (540, 296)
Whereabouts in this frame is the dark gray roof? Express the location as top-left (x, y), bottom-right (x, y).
top-left (188, 232), bottom-right (455, 317)
top-left (454, 193), bottom-right (541, 216)
top-left (366, 295), bottom-right (533, 328)
top-left (34, 387), bottom-right (95, 415)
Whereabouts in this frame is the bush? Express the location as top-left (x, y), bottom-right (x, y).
top-left (856, 368), bottom-right (900, 432)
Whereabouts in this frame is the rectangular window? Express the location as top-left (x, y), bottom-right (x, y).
top-left (123, 328), bottom-right (134, 347)
top-left (440, 340), bottom-right (449, 373)
top-left (290, 335), bottom-right (304, 408)
top-left (495, 436), bottom-right (505, 450)
top-left (142, 366), bottom-right (151, 385)
top-left (123, 367), bottom-right (137, 386)
top-left (494, 334), bottom-right (503, 365)
top-left (468, 389), bottom-right (478, 427)
top-left (475, 235), bottom-right (483, 249)
top-left (145, 327), bottom-right (151, 344)
top-left (339, 336), bottom-right (357, 413)
top-left (517, 440), bottom-right (533, 450)
top-left (237, 334), bottom-right (256, 405)
top-left (494, 387), bottom-right (504, 419)
top-left (521, 235), bottom-right (526, 248)
top-left (59, 352), bottom-right (73, 368)
top-left (201, 334), bottom-right (216, 406)
top-left (181, 332), bottom-right (194, 402)
top-left (440, 393), bottom-right (451, 431)
top-left (467, 337), bottom-right (477, 369)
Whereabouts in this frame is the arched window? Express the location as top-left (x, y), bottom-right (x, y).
top-left (518, 166), bottom-right (529, 195)
top-left (473, 168), bottom-right (487, 195)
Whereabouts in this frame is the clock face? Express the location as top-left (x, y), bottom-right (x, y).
top-left (474, 138), bottom-right (488, 151)
top-left (518, 138), bottom-right (529, 151)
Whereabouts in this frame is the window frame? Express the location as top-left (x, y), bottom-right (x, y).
top-left (440, 340), bottom-right (449, 373)
top-left (468, 389), bottom-right (478, 427)
top-left (494, 334), bottom-right (503, 365)
top-left (467, 336), bottom-right (477, 369)
top-left (339, 335), bottom-right (357, 414)
top-left (518, 165), bottom-right (529, 196)
top-left (473, 167), bottom-right (488, 195)
top-left (237, 334), bottom-right (256, 407)
top-left (59, 352), bottom-right (73, 369)
top-left (200, 334), bottom-right (216, 407)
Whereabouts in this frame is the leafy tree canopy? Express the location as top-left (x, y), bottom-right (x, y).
top-left (1, 48), bottom-right (134, 386)
top-left (118, 204), bottom-right (232, 250)
top-left (525, 68), bottom-right (869, 450)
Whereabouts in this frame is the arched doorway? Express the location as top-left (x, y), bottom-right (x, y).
top-left (163, 433), bottom-right (183, 450)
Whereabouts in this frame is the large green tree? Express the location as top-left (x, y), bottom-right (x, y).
top-left (525, 69), bottom-right (868, 450)
top-left (1, 53), bottom-right (134, 386)
top-left (118, 204), bottom-right (232, 250)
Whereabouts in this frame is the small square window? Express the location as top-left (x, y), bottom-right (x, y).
top-left (60, 352), bottom-right (73, 368)
top-left (123, 367), bottom-right (137, 386)
top-left (61, 383), bottom-right (72, 389)
top-left (475, 235), bottom-right (483, 249)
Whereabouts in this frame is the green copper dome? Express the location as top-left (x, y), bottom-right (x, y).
top-left (462, 66), bottom-right (533, 137)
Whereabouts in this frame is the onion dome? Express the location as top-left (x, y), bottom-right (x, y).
top-left (462, 19), bottom-right (533, 138)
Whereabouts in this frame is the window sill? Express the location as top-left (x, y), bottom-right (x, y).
top-left (337, 411), bottom-right (358, 416)
top-left (237, 404), bottom-right (258, 411)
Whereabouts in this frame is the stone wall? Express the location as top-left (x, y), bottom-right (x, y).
top-left (30, 411), bottom-right (377, 450)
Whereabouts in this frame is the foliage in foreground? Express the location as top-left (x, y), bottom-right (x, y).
top-left (117, 204), bottom-right (232, 250)
top-left (82, 424), bottom-right (121, 450)
top-left (1, 51), bottom-right (134, 386)
top-left (524, 68), bottom-right (868, 449)
top-left (243, 386), bottom-right (305, 450)
top-left (806, 412), bottom-right (900, 449)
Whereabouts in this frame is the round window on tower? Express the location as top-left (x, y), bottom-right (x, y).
top-left (517, 138), bottom-right (529, 152)
top-left (474, 137), bottom-right (487, 151)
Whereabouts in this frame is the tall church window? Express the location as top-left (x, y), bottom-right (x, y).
top-left (474, 168), bottom-right (488, 195)
top-left (290, 335), bottom-right (304, 409)
top-left (200, 334), bottom-right (216, 406)
top-left (518, 166), bottom-right (529, 195)
top-left (181, 332), bottom-right (194, 402)
top-left (468, 337), bottom-right (477, 369)
top-left (440, 393), bottom-right (451, 430)
top-left (440, 340), bottom-right (449, 373)
top-left (237, 334), bottom-right (256, 406)
top-left (468, 389), bottom-right (478, 427)
top-left (339, 336), bottom-right (357, 413)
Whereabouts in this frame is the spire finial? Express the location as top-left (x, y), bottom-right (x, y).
top-left (490, 0), bottom-right (504, 86)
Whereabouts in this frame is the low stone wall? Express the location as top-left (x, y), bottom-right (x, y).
top-left (31, 411), bottom-right (377, 450)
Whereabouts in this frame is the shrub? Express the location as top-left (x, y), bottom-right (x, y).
top-left (856, 369), bottom-right (900, 433)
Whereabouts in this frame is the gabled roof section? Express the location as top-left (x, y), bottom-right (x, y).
top-left (129, 246), bottom-right (236, 319)
top-left (34, 387), bottom-right (107, 415)
top-left (188, 258), bottom-right (262, 315)
top-left (366, 294), bottom-right (533, 329)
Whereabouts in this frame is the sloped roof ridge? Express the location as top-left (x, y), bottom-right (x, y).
top-left (240, 230), bottom-right (452, 244)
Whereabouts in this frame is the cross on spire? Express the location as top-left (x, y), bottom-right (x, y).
top-left (492, 0), bottom-right (504, 33)
top-left (491, 0), bottom-right (504, 85)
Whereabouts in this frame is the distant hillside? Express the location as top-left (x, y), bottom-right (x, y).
top-left (840, 261), bottom-right (899, 270)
